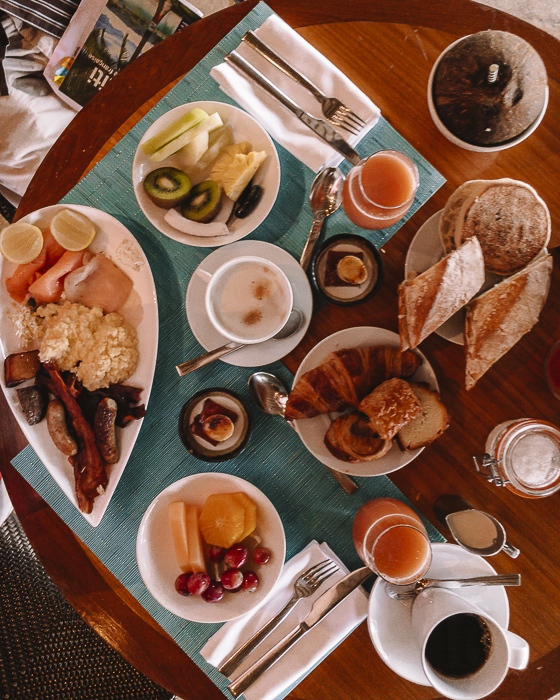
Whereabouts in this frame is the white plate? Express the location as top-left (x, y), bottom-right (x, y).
top-left (0, 204), bottom-right (159, 526)
top-left (0, 477), bottom-right (13, 526)
top-left (136, 472), bottom-right (286, 623)
top-left (186, 240), bottom-right (312, 367)
top-left (132, 100), bottom-right (280, 247)
top-left (367, 542), bottom-right (510, 685)
top-left (404, 210), bottom-right (500, 345)
top-left (292, 327), bottom-right (438, 477)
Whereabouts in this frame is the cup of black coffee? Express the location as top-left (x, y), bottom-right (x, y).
top-left (411, 588), bottom-right (529, 699)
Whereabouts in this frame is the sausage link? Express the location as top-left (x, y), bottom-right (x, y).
top-left (94, 397), bottom-right (119, 464)
top-left (46, 399), bottom-right (78, 456)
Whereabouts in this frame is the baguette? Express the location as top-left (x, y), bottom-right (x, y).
top-left (465, 254), bottom-right (553, 390)
top-left (358, 378), bottom-right (422, 440)
top-left (399, 237), bottom-right (485, 350)
top-left (396, 382), bottom-right (450, 451)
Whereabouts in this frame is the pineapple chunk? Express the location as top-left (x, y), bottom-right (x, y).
top-left (219, 150), bottom-right (267, 201)
top-left (210, 142), bottom-right (252, 182)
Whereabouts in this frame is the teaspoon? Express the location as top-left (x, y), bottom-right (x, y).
top-left (248, 371), bottom-right (359, 495)
top-left (176, 308), bottom-right (304, 377)
top-left (384, 574), bottom-right (521, 601)
top-left (300, 167), bottom-right (344, 271)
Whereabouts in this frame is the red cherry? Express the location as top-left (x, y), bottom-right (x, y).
top-left (242, 570), bottom-right (260, 592)
top-left (202, 582), bottom-right (225, 603)
top-left (174, 572), bottom-right (192, 596)
top-left (253, 546), bottom-right (271, 565)
top-left (187, 571), bottom-right (211, 596)
top-left (221, 568), bottom-right (244, 591)
top-left (224, 544), bottom-right (248, 569)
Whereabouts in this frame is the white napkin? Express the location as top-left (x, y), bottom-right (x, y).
top-left (0, 476), bottom-right (14, 527)
top-left (210, 14), bottom-right (380, 172)
top-left (201, 540), bottom-right (369, 700)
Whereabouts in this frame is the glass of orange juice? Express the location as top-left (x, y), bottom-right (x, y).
top-left (341, 150), bottom-right (419, 230)
top-left (352, 497), bottom-right (432, 585)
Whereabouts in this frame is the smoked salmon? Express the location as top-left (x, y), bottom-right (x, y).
top-left (28, 250), bottom-right (85, 304)
top-left (5, 229), bottom-right (66, 303)
top-left (64, 254), bottom-right (133, 313)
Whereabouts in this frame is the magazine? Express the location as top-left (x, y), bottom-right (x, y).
top-left (46, 0), bottom-right (202, 108)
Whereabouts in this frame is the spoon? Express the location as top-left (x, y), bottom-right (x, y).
top-left (299, 167), bottom-right (344, 271)
top-left (384, 573), bottom-right (521, 601)
top-left (248, 371), bottom-right (359, 495)
top-left (176, 308), bottom-right (304, 377)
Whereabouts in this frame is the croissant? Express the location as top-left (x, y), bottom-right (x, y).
top-left (285, 345), bottom-right (421, 420)
top-left (324, 412), bottom-right (393, 463)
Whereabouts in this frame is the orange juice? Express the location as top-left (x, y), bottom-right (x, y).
top-left (342, 150), bottom-right (419, 230)
top-left (352, 497), bottom-right (431, 584)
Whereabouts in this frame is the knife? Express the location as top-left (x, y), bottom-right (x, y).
top-left (227, 565), bottom-right (373, 697)
top-left (224, 51), bottom-right (362, 166)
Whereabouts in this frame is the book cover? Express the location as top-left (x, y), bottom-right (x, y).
top-left (58, 0), bottom-right (201, 106)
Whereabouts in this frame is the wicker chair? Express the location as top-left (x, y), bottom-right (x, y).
top-left (0, 512), bottom-right (175, 700)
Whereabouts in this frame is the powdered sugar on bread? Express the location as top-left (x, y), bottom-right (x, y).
top-left (399, 237), bottom-right (485, 350)
top-left (465, 254), bottom-right (553, 389)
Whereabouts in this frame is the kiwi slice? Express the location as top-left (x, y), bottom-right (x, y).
top-left (181, 180), bottom-right (222, 223)
top-left (143, 167), bottom-right (191, 209)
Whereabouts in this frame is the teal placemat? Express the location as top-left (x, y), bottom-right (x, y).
top-left (11, 4), bottom-right (445, 698)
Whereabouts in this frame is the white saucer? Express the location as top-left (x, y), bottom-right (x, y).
top-left (186, 240), bottom-right (312, 367)
top-left (405, 211), bottom-right (500, 345)
top-left (0, 477), bottom-right (13, 526)
top-left (367, 542), bottom-right (510, 686)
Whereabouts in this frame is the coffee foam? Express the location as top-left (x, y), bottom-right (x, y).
top-left (212, 261), bottom-right (290, 341)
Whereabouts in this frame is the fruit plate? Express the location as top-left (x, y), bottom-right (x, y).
top-left (292, 327), bottom-right (438, 477)
top-left (136, 472), bottom-right (286, 623)
top-left (132, 100), bottom-right (281, 248)
top-left (0, 204), bottom-right (159, 527)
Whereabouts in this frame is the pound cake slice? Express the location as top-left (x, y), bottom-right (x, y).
top-left (396, 382), bottom-right (450, 451)
top-left (464, 254), bottom-right (553, 390)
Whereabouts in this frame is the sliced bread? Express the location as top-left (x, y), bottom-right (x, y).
top-left (399, 236), bottom-right (485, 350)
top-left (464, 253), bottom-right (553, 390)
top-left (396, 382), bottom-right (450, 451)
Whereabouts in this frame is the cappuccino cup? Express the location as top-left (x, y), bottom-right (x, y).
top-left (411, 588), bottom-right (529, 700)
top-left (203, 256), bottom-right (293, 344)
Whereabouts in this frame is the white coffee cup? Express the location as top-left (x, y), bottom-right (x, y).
top-left (202, 256), bottom-right (293, 344)
top-left (411, 588), bottom-right (529, 700)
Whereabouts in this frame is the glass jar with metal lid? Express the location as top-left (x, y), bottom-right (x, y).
top-left (473, 419), bottom-right (560, 498)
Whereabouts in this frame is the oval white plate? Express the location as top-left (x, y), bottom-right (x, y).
top-left (136, 472), bottom-right (286, 623)
top-left (132, 100), bottom-right (280, 247)
top-left (292, 327), bottom-right (438, 477)
top-left (186, 240), bottom-right (312, 367)
top-left (0, 204), bottom-right (159, 526)
top-left (367, 543), bottom-right (509, 685)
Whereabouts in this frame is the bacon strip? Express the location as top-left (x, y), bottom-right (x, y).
top-left (44, 363), bottom-right (107, 514)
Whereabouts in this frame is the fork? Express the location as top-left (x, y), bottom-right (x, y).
top-left (217, 558), bottom-right (338, 677)
top-left (241, 30), bottom-right (367, 136)
top-left (384, 574), bottom-right (521, 601)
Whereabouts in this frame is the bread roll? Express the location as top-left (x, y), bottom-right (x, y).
top-left (399, 237), bottom-right (485, 350)
top-left (439, 178), bottom-right (550, 276)
top-left (465, 254), bottom-right (553, 390)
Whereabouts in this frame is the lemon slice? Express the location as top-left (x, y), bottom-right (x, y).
top-left (50, 209), bottom-right (96, 251)
top-left (0, 222), bottom-right (44, 264)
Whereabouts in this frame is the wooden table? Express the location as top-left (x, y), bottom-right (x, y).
top-left (3, 1), bottom-right (560, 698)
